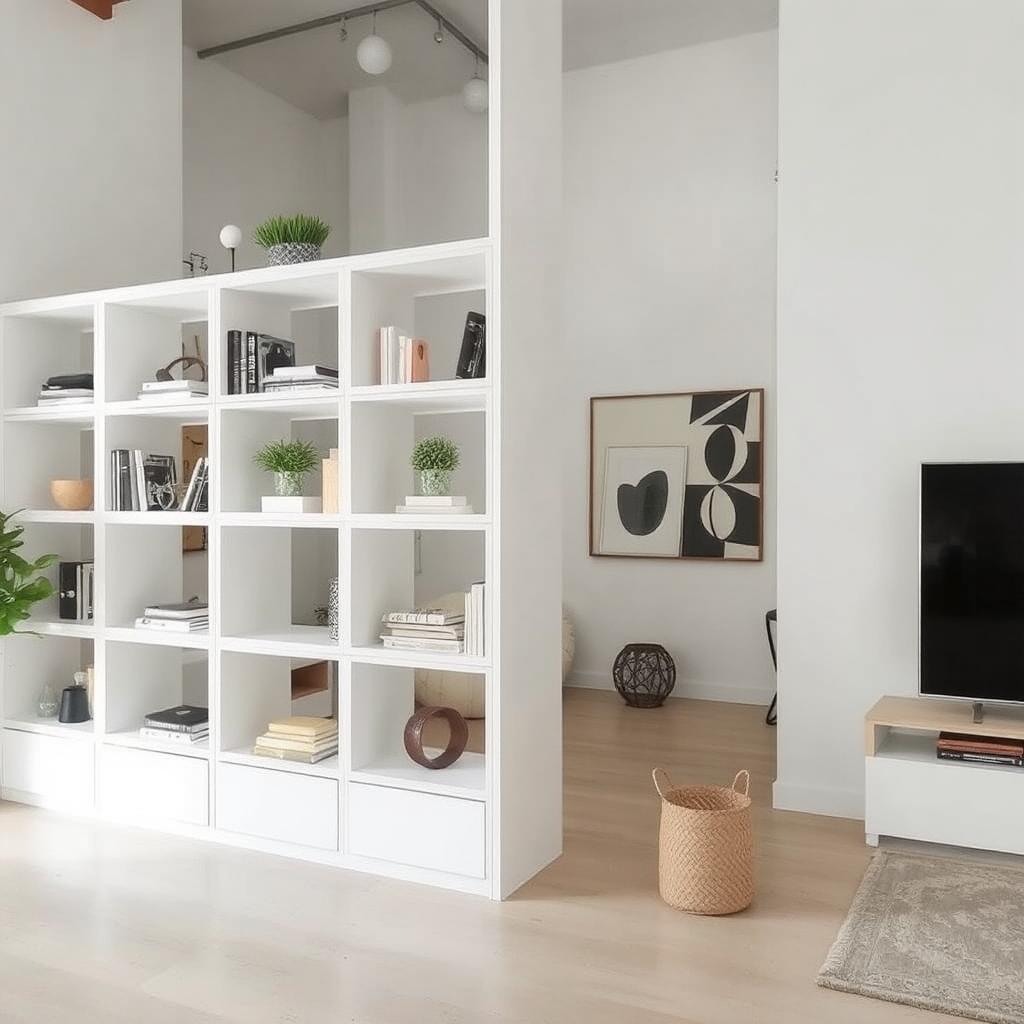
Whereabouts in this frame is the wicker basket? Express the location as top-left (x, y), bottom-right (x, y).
top-left (652, 767), bottom-right (754, 915)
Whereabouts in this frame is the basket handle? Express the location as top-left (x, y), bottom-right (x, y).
top-left (731, 770), bottom-right (750, 796)
top-left (652, 767), bottom-right (673, 800)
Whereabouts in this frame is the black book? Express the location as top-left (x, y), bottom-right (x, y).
top-left (58, 561), bottom-right (80, 620)
top-left (455, 312), bottom-right (486, 379)
top-left (44, 372), bottom-right (94, 391)
top-left (144, 705), bottom-right (209, 733)
top-left (143, 455), bottom-right (177, 511)
top-left (227, 330), bottom-right (242, 395)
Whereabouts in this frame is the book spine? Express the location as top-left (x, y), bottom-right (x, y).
top-left (142, 720), bottom-right (208, 734)
top-left (246, 331), bottom-right (257, 393)
top-left (937, 750), bottom-right (1024, 766)
top-left (58, 562), bottom-right (78, 620)
top-left (228, 330), bottom-right (241, 395)
top-left (139, 727), bottom-right (207, 744)
top-left (385, 612), bottom-right (452, 625)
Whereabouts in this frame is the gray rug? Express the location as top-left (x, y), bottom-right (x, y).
top-left (818, 851), bottom-right (1024, 1024)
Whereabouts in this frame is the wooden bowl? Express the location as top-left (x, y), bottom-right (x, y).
top-left (49, 479), bottom-right (93, 511)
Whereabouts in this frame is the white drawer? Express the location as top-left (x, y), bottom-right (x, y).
top-left (217, 763), bottom-right (338, 851)
top-left (2, 728), bottom-right (95, 811)
top-left (348, 783), bottom-right (486, 878)
top-left (99, 745), bottom-right (208, 827)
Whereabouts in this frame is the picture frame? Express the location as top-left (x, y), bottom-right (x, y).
top-left (589, 389), bottom-right (765, 561)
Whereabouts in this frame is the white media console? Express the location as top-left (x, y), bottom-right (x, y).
top-left (865, 695), bottom-right (1024, 855)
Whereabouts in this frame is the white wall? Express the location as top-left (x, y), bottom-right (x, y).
top-left (775, 0), bottom-right (1024, 817)
top-left (562, 31), bottom-right (779, 704)
top-left (183, 48), bottom-right (348, 274)
top-left (0, 0), bottom-right (183, 301)
top-left (348, 86), bottom-right (488, 254)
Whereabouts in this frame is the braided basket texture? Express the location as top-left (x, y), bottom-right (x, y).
top-left (652, 768), bottom-right (754, 915)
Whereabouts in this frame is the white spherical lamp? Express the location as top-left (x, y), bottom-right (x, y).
top-left (219, 224), bottom-right (242, 272)
top-left (357, 33), bottom-right (392, 75)
top-left (462, 76), bottom-right (488, 114)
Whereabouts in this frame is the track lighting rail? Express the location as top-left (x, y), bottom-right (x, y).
top-left (196, 0), bottom-right (488, 65)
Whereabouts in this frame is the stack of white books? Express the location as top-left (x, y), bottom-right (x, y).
top-left (263, 365), bottom-right (338, 394)
top-left (380, 609), bottom-right (465, 653)
top-left (134, 601), bottom-right (209, 633)
top-left (137, 379), bottom-right (208, 402)
top-left (395, 495), bottom-right (474, 515)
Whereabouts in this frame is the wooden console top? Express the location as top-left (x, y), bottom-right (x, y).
top-left (865, 695), bottom-right (1024, 755)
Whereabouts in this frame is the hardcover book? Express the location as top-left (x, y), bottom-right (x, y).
top-left (455, 311), bottom-right (486, 379)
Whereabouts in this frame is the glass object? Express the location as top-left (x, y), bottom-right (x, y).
top-left (419, 469), bottom-right (451, 496)
top-left (37, 682), bottom-right (58, 718)
top-left (274, 471), bottom-right (303, 497)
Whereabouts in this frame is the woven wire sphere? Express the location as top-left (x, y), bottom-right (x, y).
top-left (613, 644), bottom-right (676, 708)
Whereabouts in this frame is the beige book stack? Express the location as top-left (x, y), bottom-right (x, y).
top-left (322, 448), bottom-right (339, 514)
top-left (253, 716), bottom-right (338, 764)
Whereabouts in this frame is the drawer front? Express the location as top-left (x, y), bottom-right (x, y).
top-left (99, 746), bottom-right (208, 827)
top-left (348, 784), bottom-right (486, 878)
top-left (866, 755), bottom-right (1024, 854)
top-left (2, 729), bottom-right (95, 811)
top-left (217, 764), bottom-right (338, 851)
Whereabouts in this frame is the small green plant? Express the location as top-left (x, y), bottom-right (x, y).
top-left (0, 511), bottom-right (58, 636)
top-left (253, 439), bottom-right (321, 477)
top-left (253, 214), bottom-right (331, 250)
top-left (411, 436), bottom-right (460, 472)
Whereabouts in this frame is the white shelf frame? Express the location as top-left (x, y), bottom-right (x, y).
top-left (0, 0), bottom-right (563, 901)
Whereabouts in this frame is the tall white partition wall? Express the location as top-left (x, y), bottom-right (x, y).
top-left (0, 0), bottom-right (563, 900)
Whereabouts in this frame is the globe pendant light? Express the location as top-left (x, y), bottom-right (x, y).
top-left (463, 58), bottom-right (488, 114)
top-left (357, 11), bottom-right (392, 76)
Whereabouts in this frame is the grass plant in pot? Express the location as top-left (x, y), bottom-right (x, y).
top-left (411, 435), bottom-right (460, 496)
top-left (253, 214), bottom-right (331, 266)
top-left (254, 439), bottom-right (321, 498)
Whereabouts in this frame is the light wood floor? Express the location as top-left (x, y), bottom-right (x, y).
top-left (0, 689), bottom-right (956, 1024)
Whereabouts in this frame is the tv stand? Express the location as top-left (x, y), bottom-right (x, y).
top-left (864, 696), bottom-right (1024, 857)
top-left (973, 701), bottom-right (985, 724)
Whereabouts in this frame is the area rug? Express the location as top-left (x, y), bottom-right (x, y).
top-left (817, 851), bottom-right (1024, 1024)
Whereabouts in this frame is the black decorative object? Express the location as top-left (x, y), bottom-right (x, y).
top-left (613, 644), bottom-right (676, 708)
top-left (58, 672), bottom-right (91, 724)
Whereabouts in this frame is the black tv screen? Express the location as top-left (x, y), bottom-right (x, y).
top-left (920, 462), bottom-right (1024, 703)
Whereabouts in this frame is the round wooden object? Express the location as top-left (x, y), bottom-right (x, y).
top-left (403, 706), bottom-right (469, 770)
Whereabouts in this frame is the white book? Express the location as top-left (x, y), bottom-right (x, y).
top-left (140, 379), bottom-right (208, 393)
top-left (134, 616), bottom-right (209, 632)
top-left (137, 391), bottom-right (208, 402)
top-left (143, 603), bottom-right (209, 620)
top-left (388, 326), bottom-right (399, 384)
top-left (464, 590), bottom-right (473, 657)
top-left (384, 610), bottom-right (465, 625)
top-left (402, 495), bottom-right (468, 507)
top-left (38, 388), bottom-right (94, 399)
top-left (396, 504), bottom-right (474, 515)
top-left (270, 365), bottom-right (338, 380)
top-left (139, 726), bottom-right (208, 744)
top-left (380, 635), bottom-right (464, 653)
top-left (132, 449), bottom-right (145, 512)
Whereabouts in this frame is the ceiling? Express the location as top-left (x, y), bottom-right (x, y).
top-left (183, 0), bottom-right (777, 120)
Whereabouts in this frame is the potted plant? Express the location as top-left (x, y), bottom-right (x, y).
top-left (253, 214), bottom-right (331, 266)
top-left (0, 510), bottom-right (58, 635)
top-left (411, 435), bottom-right (460, 496)
top-left (254, 439), bottom-right (321, 498)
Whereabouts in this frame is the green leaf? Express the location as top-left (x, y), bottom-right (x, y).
top-left (253, 214), bottom-right (331, 249)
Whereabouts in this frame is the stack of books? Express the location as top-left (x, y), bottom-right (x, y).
top-left (936, 731), bottom-right (1024, 767)
top-left (464, 582), bottom-right (485, 657)
top-left (378, 326), bottom-right (430, 385)
top-left (135, 600), bottom-right (209, 634)
top-left (38, 372), bottom-right (94, 406)
top-left (395, 495), bottom-right (474, 515)
top-left (139, 704), bottom-right (209, 746)
top-left (253, 716), bottom-right (338, 764)
top-left (263, 365), bottom-right (339, 394)
top-left (137, 379), bottom-right (208, 402)
top-left (380, 608), bottom-right (465, 653)
top-left (226, 331), bottom-right (295, 394)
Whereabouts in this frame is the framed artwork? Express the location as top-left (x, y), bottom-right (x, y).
top-left (590, 389), bottom-right (764, 561)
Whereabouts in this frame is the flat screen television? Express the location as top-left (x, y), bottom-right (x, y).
top-left (920, 462), bottom-right (1024, 704)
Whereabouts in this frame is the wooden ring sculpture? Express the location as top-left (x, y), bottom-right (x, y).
top-left (403, 706), bottom-right (469, 770)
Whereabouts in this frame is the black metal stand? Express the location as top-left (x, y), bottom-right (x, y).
top-left (765, 609), bottom-right (778, 726)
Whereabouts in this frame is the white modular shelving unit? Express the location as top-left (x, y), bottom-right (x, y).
top-left (0, 220), bottom-right (560, 896)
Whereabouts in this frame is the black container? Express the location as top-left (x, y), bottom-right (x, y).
top-left (58, 684), bottom-right (91, 724)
